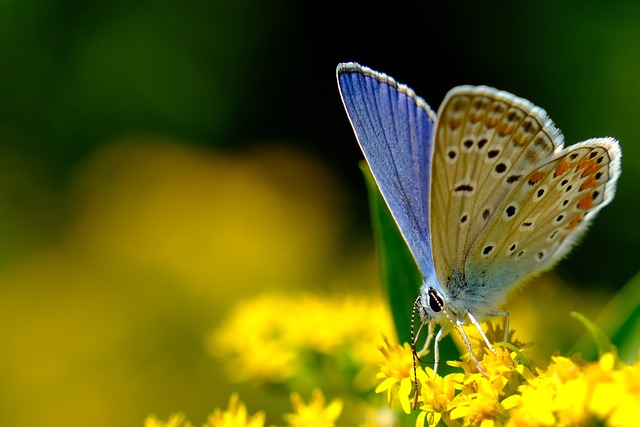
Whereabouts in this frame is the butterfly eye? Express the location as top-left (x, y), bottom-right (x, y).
top-left (427, 288), bottom-right (444, 313)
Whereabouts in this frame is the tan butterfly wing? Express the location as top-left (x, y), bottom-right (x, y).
top-left (430, 86), bottom-right (620, 297)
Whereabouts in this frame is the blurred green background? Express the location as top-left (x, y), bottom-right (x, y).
top-left (0, 1), bottom-right (638, 426)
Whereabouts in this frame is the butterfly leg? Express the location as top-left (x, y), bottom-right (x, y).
top-left (466, 310), bottom-right (497, 354)
top-left (417, 321), bottom-right (434, 357)
top-left (456, 318), bottom-right (489, 377)
top-left (488, 310), bottom-right (510, 343)
top-left (432, 327), bottom-right (446, 376)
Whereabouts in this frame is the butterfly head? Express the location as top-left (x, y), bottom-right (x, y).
top-left (416, 285), bottom-right (451, 325)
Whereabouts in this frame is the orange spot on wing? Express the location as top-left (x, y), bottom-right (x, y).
top-left (528, 171), bottom-right (546, 185)
top-left (577, 157), bottom-right (593, 170)
top-left (580, 176), bottom-right (597, 191)
top-left (554, 159), bottom-right (574, 177)
top-left (513, 131), bottom-right (529, 146)
top-left (577, 194), bottom-right (594, 210)
top-left (576, 158), bottom-right (602, 177)
top-left (469, 113), bottom-right (481, 123)
top-left (448, 118), bottom-right (462, 130)
top-left (582, 164), bottom-right (601, 177)
top-left (486, 117), bottom-right (500, 129)
top-left (497, 123), bottom-right (515, 136)
top-left (566, 215), bottom-right (583, 230)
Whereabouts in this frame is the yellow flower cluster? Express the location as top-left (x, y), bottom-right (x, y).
top-left (509, 353), bottom-right (640, 426)
top-left (145, 390), bottom-right (341, 427)
top-left (284, 389), bottom-right (343, 427)
top-left (376, 334), bottom-right (640, 427)
top-left (210, 293), bottom-right (393, 387)
top-left (149, 290), bottom-right (640, 427)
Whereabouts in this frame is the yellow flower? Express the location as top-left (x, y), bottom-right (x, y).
top-left (450, 346), bottom-right (521, 389)
top-left (542, 355), bottom-right (582, 385)
top-left (416, 370), bottom-right (458, 427)
top-left (482, 347), bottom-right (519, 380)
top-left (375, 336), bottom-right (415, 413)
top-left (378, 335), bottom-right (532, 427)
top-left (212, 293), bottom-right (393, 386)
top-left (283, 388), bottom-right (343, 427)
top-left (506, 384), bottom-right (556, 427)
top-left (587, 353), bottom-right (640, 426)
top-left (554, 374), bottom-right (591, 426)
top-left (144, 395), bottom-right (264, 427)
top-left (145, 413), bottom-right (192, 427)
top-left (461, 320), bottom-right (525, 362)
top-left (448, 348), bottom-right (523, 427)
top-left (449, 375), bottom-right (507, 427)
top-left (207, 394), bottom-right (266, 427)
top-left (507, 352), bottom-right (640, 427)
top-left (212, 295), bottom-right (298, 383)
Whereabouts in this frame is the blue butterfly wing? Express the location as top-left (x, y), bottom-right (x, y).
top-left (337, 63), bottom-right (437, 279)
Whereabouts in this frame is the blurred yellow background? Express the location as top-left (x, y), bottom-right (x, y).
top-left (0, 1), bottom-right (637, 426)
top-left (0, 138), bottom-right (375, 425)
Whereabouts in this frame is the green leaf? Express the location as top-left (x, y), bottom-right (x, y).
top-left (570, 270), bottom-right (640, 363)
top-left (361, 162), bottom-right (421, 345)
top-left (571, 311), bottom-right (616, 358)
top-left (591, 270), bottom-right (640, 363)
top-left (494, 342), bottom-right (533, 373)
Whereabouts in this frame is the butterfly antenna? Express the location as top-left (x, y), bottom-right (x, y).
top-left (410, 297), bottom-right (423, 410)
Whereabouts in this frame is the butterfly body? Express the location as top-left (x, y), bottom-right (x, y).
top-left (418, 269), bottom-right (506, 324)
top-left (336, 62), bottom-right (620, 369)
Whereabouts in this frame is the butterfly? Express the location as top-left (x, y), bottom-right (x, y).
top-left (336, 62), bottom-right (621, 375)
